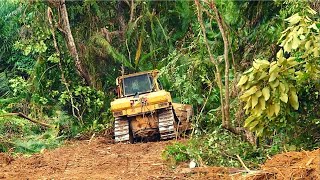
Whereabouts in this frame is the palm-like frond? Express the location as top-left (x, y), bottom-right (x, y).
top-left (89, 33), bottom-right (133, 69)
top-left (0, 72), bottom-right (11, 98)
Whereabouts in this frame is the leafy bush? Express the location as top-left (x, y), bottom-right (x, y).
top-left (13, 129), bottom-right (62, 154)
top-left (162, 142), bottom-right (190, 164)
top-left (0, 114), bottom-right (62, 154)
top-left (163, 127), bottom-right (287, 168)
top-left (59, 85), bottom-right (105, 126)
top-left (238, 9), bottom-right (320, 147)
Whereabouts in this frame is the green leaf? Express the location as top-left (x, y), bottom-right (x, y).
top-left (270, 79), bottom-right (280, 88)
top-left (262, 87), bottom-right (270, 101)
top-left (279, 83), bottom-right (286, 93)
top-left (259, 97), bottom-right (266, 110)
top-left (267, 104), bottom-right (275, 117)
top-left (280, 93), bottom-right (288, 103)
top-left (255, 59), bottom-right (270, 68)
top-left (253, 62), bottom-right (260, 69)
top-left (284, 39), bottom-right (293, 52)
top-left (252, 93), bottom-right (259, 109)
top-left (276, 50), bottom-right (283, 59)
top-left (243, 97), bottom-right (251, 111)
top-left (243, 67), bottom-right (253, 75)
top-left (308, 23), bottom-right (319, 32)
top-left (313, 47), bottom-right (319, 57)
top-left (48, 54), bottom-right (60, 63)
top-left (244, 116), bottom-right (255, 128)
top-left (258, 72), bottom-right (268, 80)
top-left (307, 7), bottom-right (317, 15)
top-left (256, 125), bottom-right (264, 137)
top-left (305, 40), bottom-right (311, 50)
top-left (248, 72), bottom-right (256, 81)
top-left (269, 72), bottom-right (278, 82)
top-left (249, 120), bottom-right (259, 131)
top-left (278, 56), bottom-right (286, 65)
top-left (269, 64), bottom-right (279, 74)
top-left (289, 90), bottom-right (299, 110)
top-left (285, 13), bottom-right (301, 25)
top-left (240, 86), bottom-right (258, 99)
top-left (291, 35), bottom-right (300, 50)
top-left (237, 75), bottom-right (248, 86)
top-left (274, 102), bottom-right (280, 116)
top-left (23, 46), bottom-right (32, 56)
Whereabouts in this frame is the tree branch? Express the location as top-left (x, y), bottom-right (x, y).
top-left (0, 113), bottom-right (53, 128)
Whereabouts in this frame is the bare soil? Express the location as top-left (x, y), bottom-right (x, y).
top-left (0, 138), bottom-right (319, 180)
top-left (247, 148), bottom-right (320, 180)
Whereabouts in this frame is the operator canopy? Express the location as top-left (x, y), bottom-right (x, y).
top-left (123, 74), bottom-right (153, 96)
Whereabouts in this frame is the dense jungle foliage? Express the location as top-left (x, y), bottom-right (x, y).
top-left (0, 0), bottom-right (319, 168)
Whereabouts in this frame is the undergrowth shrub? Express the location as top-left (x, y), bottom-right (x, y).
top-left (13, 128), bottom-right (62, 154)
top-left (162, 142), bottom-right (190, 164)
top-left (0, 111), bottom-right (65, 154)
top-left (163, 126), bottom-right (285, 169)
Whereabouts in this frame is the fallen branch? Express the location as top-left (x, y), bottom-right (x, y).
top-left (236, 154), bottom-right (250, 172)
top-left (88, 133), bottom-right (96, 144)
top-left (306, 157), bottom-right (315, 166)
top-left (0, 112), bottom-right (53, 128)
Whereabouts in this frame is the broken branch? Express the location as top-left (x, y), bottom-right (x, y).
top-left (236, 154), bottom-right (250, 172)
top-left (0, 112), bottom-right (53, 128)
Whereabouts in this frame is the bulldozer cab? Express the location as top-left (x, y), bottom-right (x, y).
top-left (116, 70), bottom-right (161, 97)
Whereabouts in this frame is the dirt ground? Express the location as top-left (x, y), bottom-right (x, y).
top-left (0, 138), bottom-right (226, 180)
top-left (0, 138), bottom-right (319, 180)
top-left (247, 148), bottom-right (320, 180)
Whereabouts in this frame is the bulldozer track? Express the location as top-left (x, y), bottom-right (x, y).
top-left (114, 117), bottom-right (130, 143)
top-left (158, 108), bottom-right (176, 140)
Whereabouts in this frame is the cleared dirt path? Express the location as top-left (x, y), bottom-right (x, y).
top-left (0, 138), bottom-right (319, 180)
top-left (0, 138), bottom-right (186, 179)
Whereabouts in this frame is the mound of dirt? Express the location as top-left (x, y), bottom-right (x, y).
top-left (248, 148), bottom-right (320, 180)
top-left (179, 166), bottom-right (246, 180)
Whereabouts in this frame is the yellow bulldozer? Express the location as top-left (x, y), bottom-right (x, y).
top-left (110, 70), bottom-right (193, 143)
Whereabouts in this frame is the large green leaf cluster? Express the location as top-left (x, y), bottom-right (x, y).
top-left (238, 7), bottom-right (320, 147)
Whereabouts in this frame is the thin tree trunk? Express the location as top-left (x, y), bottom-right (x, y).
top-left (117, 0), bottom-right (127, 41)
top-left (58, 0), bottom-right (92, 86)
top-left (210, 1), bottom-right (230, 129)
top-left (195, 0), bottom-right (225, 123)
top-left (197, 1), bottom-right (256, 143)
top-left (47, 7), bottom-right (84, 125)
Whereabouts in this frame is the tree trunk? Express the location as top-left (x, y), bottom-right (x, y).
top-left (58, 0), bottom-right (92, 86)
top-left (47, 7), bottom-right (84, 125)
top-left (195, 0), bottom-right (226, 124)
top-left (210, 2), bottom-right (230, 129)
